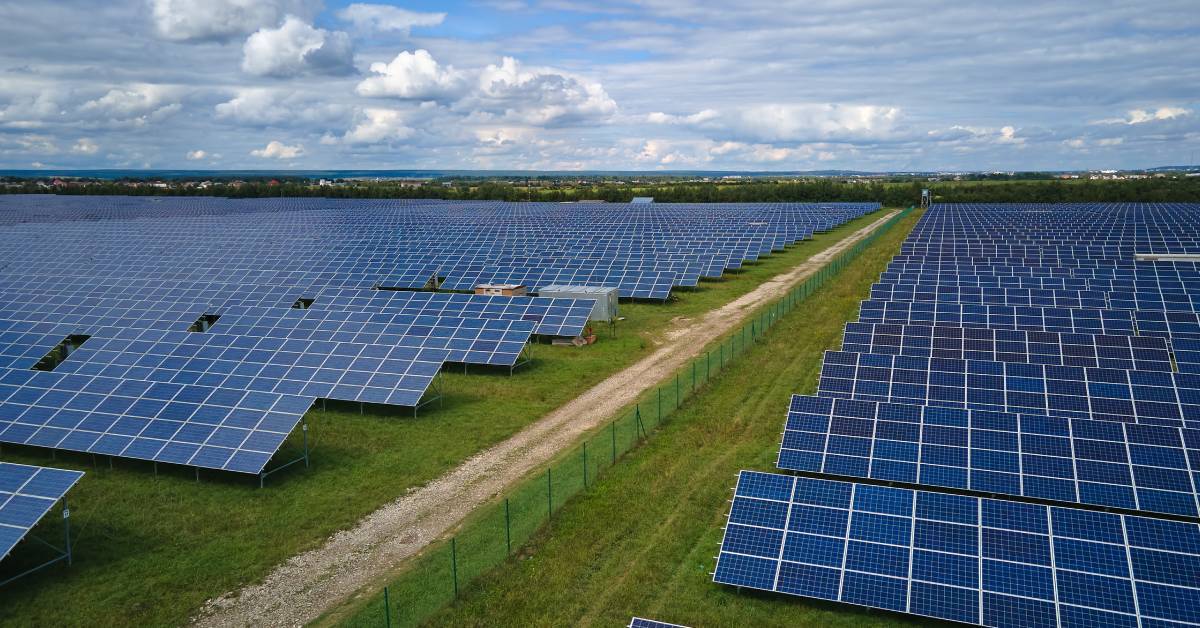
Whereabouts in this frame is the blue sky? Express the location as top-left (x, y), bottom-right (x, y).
top-left (1, 0), bottom-right (1198, 171)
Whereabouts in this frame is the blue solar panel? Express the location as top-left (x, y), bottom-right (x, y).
top-left (714, 203), bottom-right (1200, 626)
top-left (817, 350), bottom-right (1200, 428)
top-left (629, 618), bottom-right (688, 628)
top-left (0, 462), bottom-right (82, 561)
top-left (779, 395), bottom-right (1200, 517)
top-left (858, 300), bottom-right (1136, 336)
top-left (715, 470), bottom-right (1200, 627)
top-left (841, 322), bottom-right (1172, 371)
top-left (0, 197), bottom-right (876, 474)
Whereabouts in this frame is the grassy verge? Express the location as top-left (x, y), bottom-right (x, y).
top-left (360, 209), bottom-right (924, 628)
top-left (0, 211), bottom-right (886, 626)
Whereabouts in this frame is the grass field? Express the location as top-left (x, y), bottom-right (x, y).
top-left (379, 210), bottom-right (927, 627)
top-left (0, 210), bottom-right (887, 627)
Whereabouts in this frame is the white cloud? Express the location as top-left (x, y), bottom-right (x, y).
top-left (242, 16), bottom-right (355, 77)
top-left (78, 85), bottom-right (182, 125)
top-left (728, 104), bottom-right (900, 142)
top-left (186, 149), bottom-right (208, 160)
top-left (339, 108), bottom-right (415, 144)
top-left (250, 140), bottom-right (303, 158)
top-left (71, 138), bottom-right (99, 154)
top-left (997, 125), bottom-right (1022, 144)
top-left (1097, 106), bottom-right (1191, 125)
top-left (646, 109), bottom-right (719, 125)
top-left (338, 4), bottom-right (445, 34)
top-left (214, 88), bottom-right (349, 126)
top-left (356, 50), bottom-right (466, 101)
top-left (356, 51), bottom-right (616, 127)
top-left (646, 104), bottom-right (899, 143)
top-left (150, 0), bottom-right (317, 42)
top-left (471, 56), bottom-right (617, 126)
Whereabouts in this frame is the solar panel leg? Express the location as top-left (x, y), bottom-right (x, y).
top-left (62, 499), bottom-right (71, 567)
top-left (303, 423), bottom-right (310, 469)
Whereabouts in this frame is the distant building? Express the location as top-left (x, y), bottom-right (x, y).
top-left (474, 284), bottom-right (527, 296)
top-left (631, 197), bottom-right (654, 204)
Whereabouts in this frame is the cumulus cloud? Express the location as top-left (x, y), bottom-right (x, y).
top-left (646, 109), bottom-right (719, 125)
top-left (242, 16), bottom-right (355, 77)
top-left (250, 140), bottom-right (303, 158)
top-left (214, 88), bottom-right (349, 126)
top-left (470, 57), bottom-right (617, 126)
top-left (71, 138), bottom-right (99, 154)
top-left (339, 108), bottom-right (415, 144)
top-left (338, 4), bottom-right (445, 34)
top-left (150, 0), bottom-right (317, 42)
top-left (727, 104), bottom-right (900, 142)
top-left (1096, 106), bottom-right (1191, 125)
top-left (356, 50), bottom-right (466, 101)
top-left (186, 149), bottom-right (208, 160)
top-left (644, 104), bottom-right (899, 143)
top-left (356, 51), bottom-right (616, 127)
top-left (77, 85), bottom-right (182, 125)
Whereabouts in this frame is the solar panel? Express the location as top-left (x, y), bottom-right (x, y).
top-left (841, 322), bottom-right (1172, 371)
top-left (779, 395), bottom-right (1200, 517)
top-left (0, 462), bottom-right (82, 561)
top-left (817, 350), bottom-right (1200, 428)
top-left (858, 300), bottom-right (1136, 336)
top-left (714, 470), bottom-right (1200, 627)
top-left (628, 618), bottom-right (688, 628)
top-left (0, 197), bottom-right (877, 474)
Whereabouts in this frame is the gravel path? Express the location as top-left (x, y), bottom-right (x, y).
top-left (192, 211), bottom-right (898, 628)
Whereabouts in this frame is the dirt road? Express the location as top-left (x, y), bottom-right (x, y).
top-left (193, 210), bottom-right (899, 628)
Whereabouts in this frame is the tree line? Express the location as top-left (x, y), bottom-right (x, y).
top-left (3, 177), bottom-right (1199, 205)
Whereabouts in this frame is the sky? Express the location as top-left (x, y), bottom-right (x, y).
top-left (1, 1), bottom-right (1198, 172)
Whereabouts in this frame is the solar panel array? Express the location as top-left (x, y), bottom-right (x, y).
top-left (628, 618), bottom-right (688, 628)
top-left (0, 196), bottom-right (873, 476)
top-left (715, 203), bottom-right (1200, 626)
top-left (715, 471), bottom-right (1200, 626)
top-left (0, 462), bottom-right (82, 561)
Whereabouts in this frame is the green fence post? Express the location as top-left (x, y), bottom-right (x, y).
top-left (719, 341), bottom-right (724, 368)
top-left (505, 498), bottom-right (511, 554)
top-left (547, 468), bottom-right (553, 517)
top-left (583, 442), bottom-right (588, 488)
top-left (611, 421), bottom-right (616, 464)
top-left (706, 351), bottom-right (710, 380)
top-left (657, 387), bottom-right (662, 422)
top-left (675, 373), bottom-right (680, 409)
top-left (451, 537), bottom-right (459, 599)
top-left (384, 586), bottom-right (391, 628)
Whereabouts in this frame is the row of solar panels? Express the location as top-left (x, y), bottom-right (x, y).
top-left (0, 197), bottom-right (878, 300)
top-left (0, 198), bottom-right (875, 478)
top-left (714, 203), bottom-right (1200, 627)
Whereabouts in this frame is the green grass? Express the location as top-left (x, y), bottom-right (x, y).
top-left (358, 210), bottom-right (927, 628)
top-left (0, 210), bottom-right (888, 627)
